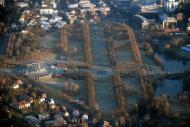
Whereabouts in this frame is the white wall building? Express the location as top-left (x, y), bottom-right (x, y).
top-left (163, 0), bottom-right (179, 13)
top-left (40, 9), bottom-right (58, 15)
top-left (162, 17), bottom-right (177, 29)
top-left (0, 0), bottom-right (5, 6)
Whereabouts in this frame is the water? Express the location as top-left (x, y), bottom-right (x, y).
top-left (139, 47), bottom-right (189, 97)
top-left (158, 53), bottom-right (190, 72)
top-left (155, 53), bottom-right (190, 97)
top-left (156, 80), bottom-right (183, 97)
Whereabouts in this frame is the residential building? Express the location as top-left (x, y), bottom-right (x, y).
top-left (67, 0), bottom-right (78, 9)
top-left (0, 0), bottom-right (5, 6)
top-left (163, 17), bottom-right (178, 32)
top-left (11, 83), bottom-right (20, 89)
top-left (38, 113), bottom-right (50, 120)
top-left (11, 79), bottom-right (23, 89)
top-left (12, 95), bottom-right (34, 109)
top-left (36, 90), bottom-right (47, 103)
top-left (163, 0), bottom-right (179, 13)
top-left (17, 100), bottom-right (31, 109)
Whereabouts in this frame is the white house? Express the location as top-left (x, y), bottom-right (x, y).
top-left (162, 17), bottom-right (177, 29)
top-left (17, 101), bottom-right (31, 109)
top-left (39, 97), bottom-right (46, 103)
top-left (0, 0), bottom-right (5, 6)
top-left (51, 1), bottom-right (57, 9)
top-left (48, 99), bottom-right (55, 109)
top-left (82, 113), bottom-right (88, 121)
top-left (38, 113), bottom-right (50, 120)
top-left (163, 0), bottom-right (179, 13)
top-left (11, 79), bottom-right (23, 89)
top-left (40, 9), bottom-right (58, 15)
top-left (12, 84), bottom-right (20, 89)
top-left (15, 2), bottom-right (29, 8)
top-left (38, 92), bottom-right (47, 103)
top-left (48, 98), bottom-right (54, 105)
top-left (68, 3), bottom-right (79, 9)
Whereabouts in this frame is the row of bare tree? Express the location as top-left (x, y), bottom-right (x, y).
top-left (4, 26), bottom-right (41, 61)
top-left (82, 22), bottom-right (97, 112)
top-left (104, 24), bottom-right (126, 113)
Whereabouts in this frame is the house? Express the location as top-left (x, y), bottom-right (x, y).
top-left (47, 98), bottom-right (54, 105)
top-left (11, 83), bottom-right (20, 89)
top-left (65, 12), bottom-right (77, 24)
top-left (27, 19), bottom-right (37, 26)
top-left (55, 21), bottom-right (66, 29)
top-left (40, 16), bottom-right (48, 21)
top-left (21, 29), bottom-right (29, 34)
top-left (50, 1), bottom-right (57, 9)
top-left (14, 95), bottom-right (34, 109)
top-left (82, 113), bottom-right (88, 121)
top-left (79, 0), bottom-right (93, 9)
top-left (42, 1), bottom-right (48, 8)
top-left (163, 0), bottom-right (179, 13)
top-left (46, 98), bottom-right (55, 109)
top-left (11, 79), bottom-right (23, 89)
top-left (17, 100), bottom-right (31, 109)
top-left (0, 0), bottom-right (5, 6)
top-left (15, 2), bottom-right (29, 8)
top-left (38, 113), bottom-right (50, 120)
top-left (187, 20), bottom-right (190, 33)
top-left (26, 96), bottom-right (34, 103)
top-left (40, 21), bottom-right (51, 30)
top-left (49, 103), bottom-right (55, 109)
top-left (49, 16), bottom-right (62, 24)
top-left (36, 90), bottom-right (47, 103)
top-left (16, 79), bottom-right (23, 85)
top-left (64, 111), bottom-right (70, 118)
top-left (39, 96), bottom-right (46, 103)
top-left (68, 3), bottom-right (79, 9)
top-left (162, 17), bottom-right (179, 32)
top-left (41, 0), bottom-right (57, 9)
top-left (141, 5), bottom-right (162, 12)
top-left (67, 0), bottom-right (79, 9)
top-left (22, 10), bottom-right (30, 14)
top-left (40, 9), bottom-right (58, 15)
